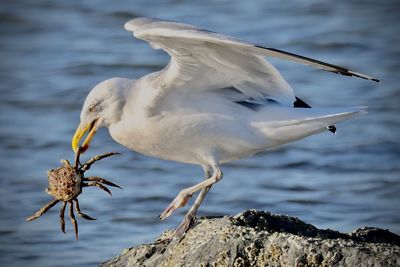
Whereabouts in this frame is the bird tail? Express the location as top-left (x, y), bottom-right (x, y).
top-left (252, 106), bottom-right (367, 146)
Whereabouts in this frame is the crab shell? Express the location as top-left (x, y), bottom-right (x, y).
top-left (45, 159), bottom-right (82, 202)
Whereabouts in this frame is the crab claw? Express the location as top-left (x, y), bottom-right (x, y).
top-left (84, 177), bottom-right (122, 189)
top-left (82, 182), bottom-right (112, 195)
top-left (74, 199), bottom-right (97, 220)
top-left (78, 213), bottom-right (96, 220)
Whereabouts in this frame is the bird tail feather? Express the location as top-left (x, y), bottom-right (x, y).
top-left (252, 106), bottom-right (367, 145)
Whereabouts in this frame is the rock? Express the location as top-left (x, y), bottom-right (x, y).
top-left (101, 210), bottom-right (400, 267)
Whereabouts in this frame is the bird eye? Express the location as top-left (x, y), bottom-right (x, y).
top-left (88, 105), bottom-right (97, 112)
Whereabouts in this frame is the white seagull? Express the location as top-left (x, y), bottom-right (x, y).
top-left (71, 18), bottom-right (378, 238)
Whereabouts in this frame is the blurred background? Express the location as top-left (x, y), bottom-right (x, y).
top-left (1, 0), bottom-right (399, 266)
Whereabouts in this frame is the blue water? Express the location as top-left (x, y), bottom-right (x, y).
top-left (1, 0), bottom-right (399, 266)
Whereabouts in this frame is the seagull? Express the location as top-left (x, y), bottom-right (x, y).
top-left (71, 18), bottom-right (378, 238)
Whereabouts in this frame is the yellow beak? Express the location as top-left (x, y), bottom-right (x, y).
top-left (71, 119), bottom-right (98, 153)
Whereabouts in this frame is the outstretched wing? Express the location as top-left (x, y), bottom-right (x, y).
top-left (125, 18), bottom-right (378, 107)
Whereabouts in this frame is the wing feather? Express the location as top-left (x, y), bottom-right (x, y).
top-left (124, 18), bottom-right (378, 109)
top-left (125, 18), bottom-right (379, 82)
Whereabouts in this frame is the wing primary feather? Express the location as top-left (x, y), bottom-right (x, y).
top-left (254, 45), bottom-right (380, 82)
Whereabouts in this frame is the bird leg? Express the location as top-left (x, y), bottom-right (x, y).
top-left (60, 201), bottom-right (67, 233)
top-left (174, 185), bottom-right (212, 237)
top-left (69, 201), bottom-right (78, 240)
top-left (80, 152), bottom-right (119, 172)
top-left (74, 198), bottom-right (96, 220)
top-left (82, 182), bottom-right (112, 195)
top-left (83, 177), bottom-right (122, 189)
top-left (26, 199), bottom-right (59, 221)
top-left (159, 166), bottom-right (222, 220)
top-left (173, 167), bottom-right (214, 237)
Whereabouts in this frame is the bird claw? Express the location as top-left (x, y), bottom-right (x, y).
top-left (159, 193), bottom-right (192, 220)
top-left (155, 213), bottom-right (195, 244)
top-left (174, 213), bottom-right (195, 237)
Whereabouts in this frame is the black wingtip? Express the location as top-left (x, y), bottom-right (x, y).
top-left (327, 125), bottom-right (336, 134)
top-left (353, 73), bottom-right (380, 83)
top-left (294, 97), bottom-right (311, 108)
top-left (339, 70), bottom-right (380, 83)
top-left (254, 44), bottom-right (380, 83)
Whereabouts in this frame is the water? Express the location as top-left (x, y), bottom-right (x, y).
top-left (1, 0), bottom-right (399, 266)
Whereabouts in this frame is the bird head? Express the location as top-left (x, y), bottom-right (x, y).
top-left (72, 78), bottom-right (130, 153)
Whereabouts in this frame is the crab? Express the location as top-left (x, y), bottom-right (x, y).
top-left (27, 147), bottom-right (121, 239)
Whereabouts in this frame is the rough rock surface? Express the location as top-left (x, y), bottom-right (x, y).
top-left (101, 210), bottom-right (400, 267)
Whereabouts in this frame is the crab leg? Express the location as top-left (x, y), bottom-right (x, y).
top-left (26, 199), bottom-right (59, 221)
top-left (80, 152), bottom-right (119, 172)
top-left (83, 176), bottom-right (122, 189)
top-left (60, 202), bottom-right (67, 233)
top-left (83, 182), bottom-right (112, 195)
top-left (74, 146), bottom-right (82, 169)
top-left (69, 201), bottom-right (79, 240)
top-left (74, 199), bottom-right (96, 220)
